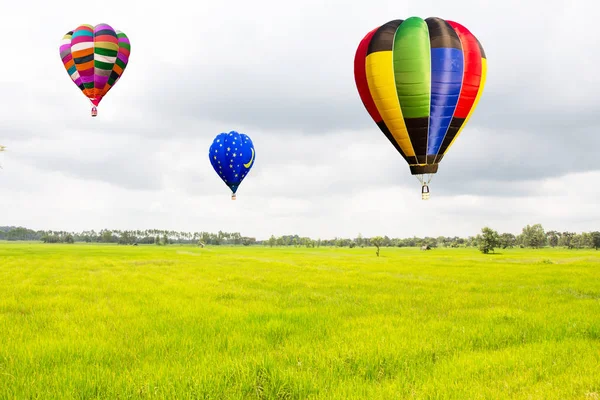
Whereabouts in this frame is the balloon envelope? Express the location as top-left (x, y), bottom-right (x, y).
top-left (59, 23), bottom-right (131, 113)
top-left (209, 131), bottom-right (256, 196)
top-left (354, 16), bottom-right (486, 175)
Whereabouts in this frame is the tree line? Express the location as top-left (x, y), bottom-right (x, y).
top-left (477, 224), bottom-right (600, 253)
top-left (0, 224), bottom-right (598, 251)
top-left (0, 227), bottom-right (257, 246)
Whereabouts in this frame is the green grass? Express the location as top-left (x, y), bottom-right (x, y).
top-left (0, 243), bottom-right (599, 399)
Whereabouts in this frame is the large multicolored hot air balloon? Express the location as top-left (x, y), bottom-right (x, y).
top-left (354, 17), bottom-right (487, 199)
top-left (209, 131), bottom-right (256, 200)
top-left (59, 23), bottom-right (131, 117)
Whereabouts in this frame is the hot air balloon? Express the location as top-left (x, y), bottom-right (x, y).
top-left (209, 131), bottom-right (256, 200)
top-left (59, 23), bottom-right (131, 117)
top-left (354, 17), bottom-right (487, 199)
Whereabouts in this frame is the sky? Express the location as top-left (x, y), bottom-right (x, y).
top-left (0, 0), bottom-right (598, 240)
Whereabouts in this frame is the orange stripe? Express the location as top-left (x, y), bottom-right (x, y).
top-left (92, 88), bottom-right (105, 98)
top-left (72, 49), bottom-right (93, 58)
top-left (76, 60), bottom-right (94, 70)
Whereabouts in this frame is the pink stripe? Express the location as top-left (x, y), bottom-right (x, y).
top-left (117, 52), bottom-right (129, 63)
top-left (71, 36), bottom-right (93, 45)
top-left (78, 69), bottom-right (94, 77)
top-left (94, 24), bottom-right (113, 32)
top-left (94, 76), bottom-right (109, 88)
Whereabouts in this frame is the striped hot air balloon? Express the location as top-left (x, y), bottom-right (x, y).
top-left (59, 23), bottom-right (131, 117)
top-left (354, 17), bottom-right (487, 199)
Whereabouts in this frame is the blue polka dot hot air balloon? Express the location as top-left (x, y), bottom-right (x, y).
top-left (209, 131), bottom-right (256, 200)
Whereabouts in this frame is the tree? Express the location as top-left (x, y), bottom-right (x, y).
top-left (371, 236), bottom-right (384, 257)
top-left (422, 237), bottom-right (437, 248)
top-left (580, 232), bottom-right (594, 249)
top-left (355, 233), bottom-right (364, 248)
top-left (478, 227), bottom-right (499, 254)
top-left (546, 230), bottom-right (559, 247)
top-left (383, 235), bottom-right (392, 247)
top-left (515, 234), bottom-right (524, 248)
top-left (466, 236), bottom-right (477, 247)
top-left (119, 231), bottom-right (134, 245)
top-left (100, 230), bottom-right (113, 243)
top-left (571, 234), bottom-right (583, 249)
top-left (242, 237), bottom-right (256, 246)
top-left (436, 236), bottom-right (448, 248)
top-left (499, 233), bottom-right (516, 249)
top-left (521, 224), bottom-right (547, 248)
top-left (592, 232), bottom-right (600, 250)
top-left (558, 232), bottom-right (575, 249)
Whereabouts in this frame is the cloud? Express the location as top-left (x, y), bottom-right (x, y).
top-left (1, 0), bottom-right (599, 238)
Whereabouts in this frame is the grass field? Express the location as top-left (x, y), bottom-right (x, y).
top-left (0, 243), bottom-right (599, 399)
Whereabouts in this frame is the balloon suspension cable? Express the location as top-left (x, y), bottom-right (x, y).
top-left (231, 192), bottom-right (236, 200)
top-left (91, 106), bottom-right (98, 117)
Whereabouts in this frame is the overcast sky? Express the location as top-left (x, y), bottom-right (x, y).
top-left (0, 0), bottom-right (598, 240)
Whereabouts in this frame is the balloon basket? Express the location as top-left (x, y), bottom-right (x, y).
top-left (91, 106), bottom-right (98, 117)
top-left (421, 184), bottom-right (430, 200)
top-left (231, 193), bottom-right (236, 200)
